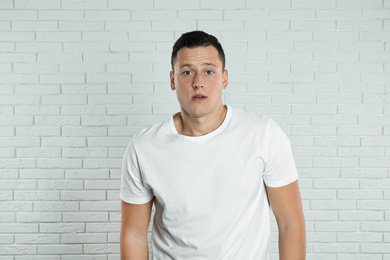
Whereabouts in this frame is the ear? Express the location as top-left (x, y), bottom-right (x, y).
top-left (170, 71), bottom-right (175, 90)
top-left (222, 69), bottom-right (228, 89)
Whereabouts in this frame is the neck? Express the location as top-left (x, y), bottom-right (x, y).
top-left (174, 105), bottom-right (227, 137)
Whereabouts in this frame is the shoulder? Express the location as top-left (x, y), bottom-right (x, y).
top-left (229, 106), bottom-right (275, 130)
top-left (129, 119), bottom-right (170, 150)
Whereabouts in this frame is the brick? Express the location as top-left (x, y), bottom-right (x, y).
top-left (337, 0), bottom-right (382, 8)
top-left (110, 42), bottom-right (154, 52)
top-left (40, 74), bottom-right (85, 84)
top-left (359, 115), bottom-right (390, 125)
top-left (84, 180), bottom-right (120, 190)
top-left (37, 158), bottom-right (82, 169)
top-left (12, 21), bottom-right (57, 31)
top-left (15, 0), bottom-right (60, 9)
top-left (0, 169), bottom-right (18, 179)
top-left (361, 243), bottom-right (390, 253)
top-left (15, 234), bottom-right (60, 244)
top-left (42, 95), bottom-right (87, 105)
top-left (0, 223), bottom-right (38, 233)
top-left (360, 157), bottom-right (390, 168)
top-left (36, 32), bottom-right (81, 41)
top-left (86, 222), bottom-right (120, 232)
top-left (314, 31), bottom-right (358, 41)
top-left (41, 137), bottom-right (86, 147)
top-left (339, 210), bottom-right (384, 221)
top-left (0, 10), bottom-right (37, 20)
top-left (62, 213), bottom-right (108, 222)
top-left (14, 64), bottom-right (58, 74)
top-left (0, 234), bottom-right (13, 244)
top-left (60, 64), bottom-right (105, 73)
top-left (17, 212), bottom-right (62, 223)
top-left (337, 126), bottom-right (382, 136)
top-left (224, 10), bottom-right (268, 20)
top-left (62, 126), bottom-right (106, 136)
top-left (358, 200), bottom-right (390, 210)
top-left (313, 243), bottom-right (359, 253)
top-left (0, 31), bottom-right (35, 41)
top-left (0, 245), bottom-right (36, 255)
top-left (38, 245), bottom-right (82, 254)
top-left (38, 53), bottom-right (82, 62)
top-left (61, 233), bottom-right (107, 243)
top-left (0, 74), bottom-right (38, 84)
top-left (61, 190), bottom-right (106, 200)
top-left (178, 10), bottom-right (222, 20)
top-left (292, 125), bottom-right (336, 136)
top-left (132, 10), bottom-right (177, 20)
top-left (108, 0), bottom-right (153, 8)
top-left (85, 10), bottom-right (130, 20)
top-left (292, 105), bottom-right (337, 114)
top-left (83, 32), bottom-right (128, 42)
top-left (37, 179), bottom-right (83, 190)
top-left (64, 42), bottom-right (109, 52)
top-left (314, 179), bottom-right (359, 189)
top-left (316, 9), bottom-right (361, 19)
top-left (15, 256), bottom-right (60, 260)
top-left (62, 0), bottom-right (107, 9)
top-left (34, 202), bottom-right (79, 212)
top-left (315, 221), bottom-right (359, 232)
top-left (338, 147), bottom-right (384, 157)
top-left (337, 20), bottom-right (382, 31)
top-left (16, 126), bottom-right (60, 136)
top-left (246, 0), bottom-right (290, 8)
top-left (338, 189), bottom-right (383, 199)
top-left (301, 189), bottom-right (336, 200)
top-left (61, 85), bottom-right (106, 94)
top-left (0, 190), bottom-right (13, 200)
top-left (87, 74), bottom-right (131, 84)
top-left (84, 244), bottom-right (120, 254)
top-left (0, 0), bottom-right (13, 8)
top-left (152, 21), bottom-right (196, 31)
top-left (363, 10), bottom-right (390, 19)
top-left (362, 221), bottom-right (390, 232)
top-left (63, 256), bottom-right (105, 260)
top-left (19, 169), bottom-right (63, 179)
top-left (15, 86), bottom-right (60, 95)
top-left (38, 10), bottom-right (83, 20)
top-left (339, 104), bottom-right (383, 114)
top-left (311, 200), bottom-right (356, 210)
top-left (65, 169), bottom-right (109, 179)
top-left (81, 201), bottom-right (120, 211)
top-left (61, 105), bottom-right (106, 115)
top-left (14, 190), bottom-right (59, 201)
top-left (0, 53), bottom-right (36, 63)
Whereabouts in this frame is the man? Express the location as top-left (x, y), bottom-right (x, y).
top-left (120, 31), bottom-right (306, 259)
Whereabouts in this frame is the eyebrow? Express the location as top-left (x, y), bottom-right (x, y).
top-left (179, 63), bottom-right (218, 69)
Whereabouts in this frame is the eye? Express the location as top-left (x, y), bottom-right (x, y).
top-left (205, 70), bottom-right (214, 75)
top-left (183, 71), bottom-right (192, 76)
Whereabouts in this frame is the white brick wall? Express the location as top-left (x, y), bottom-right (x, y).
top-left (0, 0), bottom-right (388, 259)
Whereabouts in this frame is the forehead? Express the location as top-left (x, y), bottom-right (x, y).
top-left (174, 46), bottom-right (222, 67)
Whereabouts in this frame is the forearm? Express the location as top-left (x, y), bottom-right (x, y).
top-left (278, 223), bottom-right (306, 260)
top-left (120, 236), bottom-right (149, 260)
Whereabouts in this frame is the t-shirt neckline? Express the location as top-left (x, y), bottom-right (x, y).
top-left (168, 105), bottom-right (232, 141)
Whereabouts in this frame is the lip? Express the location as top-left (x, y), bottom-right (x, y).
top-left (192, 93), bottom-right (208, 102)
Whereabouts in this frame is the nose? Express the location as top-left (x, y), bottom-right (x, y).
top-left (192, 73), bottom-right (204, 89)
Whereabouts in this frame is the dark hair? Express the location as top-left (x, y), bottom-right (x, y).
top-left (171, 30), bottom-right (226, 70)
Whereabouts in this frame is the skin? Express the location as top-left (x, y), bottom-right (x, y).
top-left (170, 46), bottom-right (228, 136)
top-left (120, 45), bottom-right (306, 260)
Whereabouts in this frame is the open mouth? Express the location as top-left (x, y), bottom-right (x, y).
top-left (192, 95), bottom-right (207, 102)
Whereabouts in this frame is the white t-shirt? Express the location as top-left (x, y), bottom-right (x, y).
top-left (120, 105), bottom-right (298, 259)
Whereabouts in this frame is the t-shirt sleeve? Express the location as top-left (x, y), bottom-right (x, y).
top-left (262, 119), bottom-right (298, 188)
top-left (120, 137), bottom-right (154, 204)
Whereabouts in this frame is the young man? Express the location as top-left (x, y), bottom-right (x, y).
top-left (120, 31), bottom-right (306, 259)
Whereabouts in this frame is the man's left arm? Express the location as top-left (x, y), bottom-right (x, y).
top-left (266, 180), bottom-right (306, 260)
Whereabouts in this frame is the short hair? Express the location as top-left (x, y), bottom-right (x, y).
top-left (171, 30), bottom-right (226, 70)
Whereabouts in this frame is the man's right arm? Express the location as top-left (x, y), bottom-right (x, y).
top-left (120, 199), bottom-right (154, 260)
